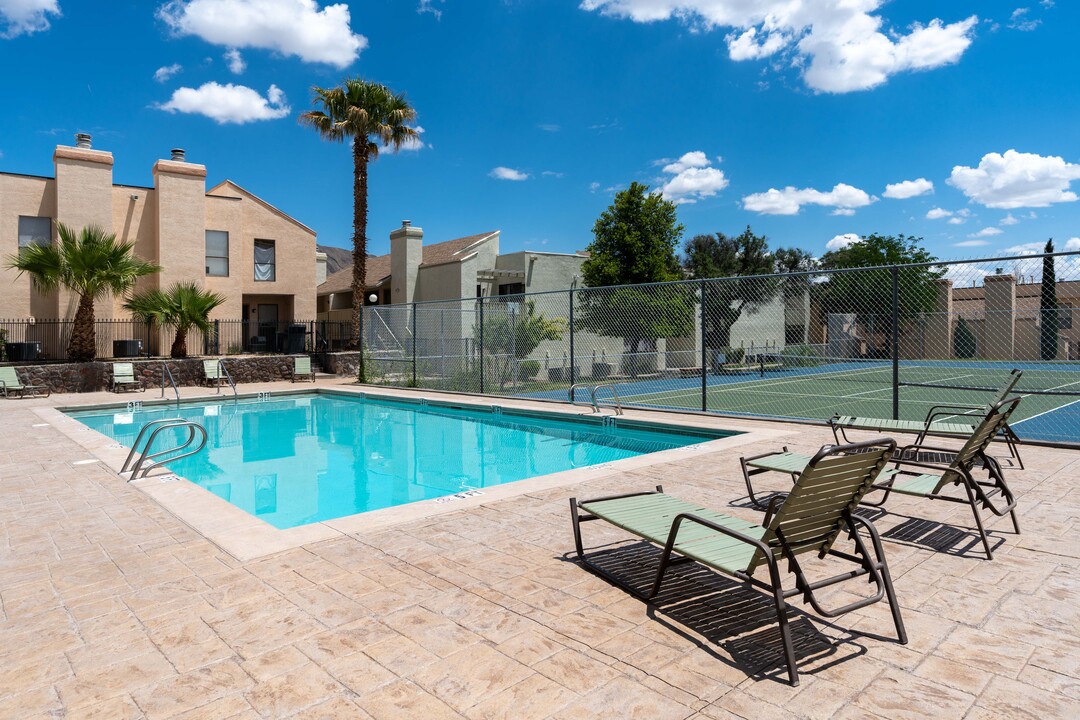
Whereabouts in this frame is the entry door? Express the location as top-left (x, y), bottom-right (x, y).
top-left (258, 304), bottom-right (279, 326)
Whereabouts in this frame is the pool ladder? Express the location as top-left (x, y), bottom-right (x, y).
top-left (121, 418), bottom-right (208, 481)
top-left (568, 383), bottom-right (623, 416)
top-left (215, 360), bottom-right (238, 400)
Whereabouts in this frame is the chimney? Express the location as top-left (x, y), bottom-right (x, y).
top-left (74, 133), bottom-right (92, 149)
top-left (390, 220), bottom-right (423, 305)
top-left (171, 148), bottom-right (186, 162)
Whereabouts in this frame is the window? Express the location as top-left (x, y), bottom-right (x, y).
top-left (498, 282), bottom-right (525, 297)
top-left (18, 216), bottom-right (51, 248)
top-left (382, 288), bottom-right (391, 304)
top-left (1060, 304), bottom-right (1073, 330)
top-left (254, 239), bottom-right (276, 281)
top-left (205, 230), bottom-right (229, 276)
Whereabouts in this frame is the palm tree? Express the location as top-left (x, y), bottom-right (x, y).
top-left (298, 78), bottom-right (418, 382)
top-left (5, 223), bottom-right (160, 362)
top-left (123, 282), bottom-right (226, 358)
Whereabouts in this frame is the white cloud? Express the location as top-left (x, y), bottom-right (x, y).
top-left (224, 48), bottom-right (245, 74)
top-left (579, 1), bottom-right (978, 93)
top-left (396, 125), bottom-right (426, 151)
top-left (154, 63), bottom-right (183, 83)
top-left (947, 150), bottom-right (1080, 208)
top-left (826, 233), bottom-right (860, 250)
top-left (969, 227), bottom-right (1003, 238)
top-left (656, 151), bottom-right (727, 204)
top-left (1065, 237), bottom-right (1079, 251)
top-left (831, 208), bottom-right (856, 216)
top-left (541, 170), bottom-right (565, 178)
top-left (490, 166), bottom-right (529, 181)
top-left (946, 209), bottom-right (973, 225)
top-left (158, 0), bottom-right (366, 68)
top-left (0, 0), bottom-right (59, 38)
top-left (157, 82), bottom-right (290, 124)
top-left (1000, 213), bottom-right (1020, 225)
top-left (537, 123), bottom-right (560, 132)
top-left (589, 181), bottom-right (601, 192)
top-left (417, 0), bottom-right (443, 19)
top-left (883, 177), bottom-right (933, 199)
top-left (955, 239), bottom-right (990, 247)
top-left (926, 207), bottom-right (952, 220)
top-left (742, 183), bottom-right (874, 215)
top-left (1008, 8), bottom-right (1041, 31)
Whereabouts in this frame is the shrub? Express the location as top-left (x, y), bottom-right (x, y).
top-left (782, 343), bottom-right (823, 367)
top-left (518, 360), bottom-right (540, 380)
top-left (953, 317), bottom-right (976, 358)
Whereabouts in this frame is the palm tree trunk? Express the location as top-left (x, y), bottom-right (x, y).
top-left (68, 294), bottom-right (97, 362)
top-left (171, 328), bottom-right (188, 358)
top-left (352, 137), bottom-right (369, 383)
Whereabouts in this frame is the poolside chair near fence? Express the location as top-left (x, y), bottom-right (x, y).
top-left (292, 356), bottom-right (315, 383)
top-left (828, 368), bottom-right (1024, 468)
top-left (744, 397), bottom-right (1022, 560)
top-left (203, 359), bottom-right (225, 388)
top-left (570, 439), bottom-right (906, 686)
top-left (0, 366), bottom-right (50, 398)
top-left (110, 363), bottom-right (144, 393)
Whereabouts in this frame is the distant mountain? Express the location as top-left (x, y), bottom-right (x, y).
top-left (317, 246), bottom-right (354, 276)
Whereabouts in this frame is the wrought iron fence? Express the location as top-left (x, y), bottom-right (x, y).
top-left (360, 251), bottom-right (1080, 445)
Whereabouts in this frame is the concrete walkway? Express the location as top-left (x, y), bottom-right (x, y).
top-left (1, 381), bottom-right (1078, 718)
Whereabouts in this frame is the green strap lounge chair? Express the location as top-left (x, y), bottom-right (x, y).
top-left (744, 397), bottom-right (1022, 560)
top-left (828, 368), bottom-right (1024, 468)
top-left (292, 356), bottom-right (315, 383)
top-left (571, 439), bottom-right (906, 687)
top-left (111, 362), bottom-right (144, 393)
top-left (0, 366), bottom-right (50, 398)
top-left (203, 359), bottom-right (224, 387)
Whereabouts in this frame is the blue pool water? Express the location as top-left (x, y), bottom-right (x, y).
top-left (68, 393), bottom-right (734, 529)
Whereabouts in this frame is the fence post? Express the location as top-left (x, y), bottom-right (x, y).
top-left (891, 265), bottom-right (900, 420)
top-left (411, 303), bottom-right (417, 387)
top-left (700, 280), bottom-right (707, 412)
top-left (569, 288), bottom-right (575, 387)
top-left (478, 296), bottom-right (485, 394)
top-left (213, 319), bottom-right (220, 355)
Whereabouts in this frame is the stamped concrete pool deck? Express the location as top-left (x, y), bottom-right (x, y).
top-left (1, 378), bottom-right (1078, 719)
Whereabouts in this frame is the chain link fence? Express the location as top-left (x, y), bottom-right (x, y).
top-left (360, 252), bottom-right (1080, 445)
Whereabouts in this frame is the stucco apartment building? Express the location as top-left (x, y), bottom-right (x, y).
top-left (0, 134), bottom-right (316, 353)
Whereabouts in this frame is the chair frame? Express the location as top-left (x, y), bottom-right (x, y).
top-left (292, 356), bottom-right (315, 383)
top-left (0, 367), bottom-right (50, 398)
top-left (110, 362), bottom-right (145, 393)
top-left (202, 359), bottom-right (224, 388)
top-left (570, 439), bottom-right (906, 686)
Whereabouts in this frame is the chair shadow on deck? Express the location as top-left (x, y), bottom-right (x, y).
top-left (878, 515), bottom-right (1005, 557)
top-left (563, 540), bottom-right (879, 685)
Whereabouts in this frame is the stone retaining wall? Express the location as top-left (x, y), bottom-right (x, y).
top-left (5, 355), bottom-right (313, 394)
top-left (320, 351), bottom-right (361, 377)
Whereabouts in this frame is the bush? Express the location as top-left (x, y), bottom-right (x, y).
top-left (782, 343), bottom-right (823, 367)
top-left (518, 360), bottom-right (540, 380)
top-left (953, 317), bottom-right (976, 358)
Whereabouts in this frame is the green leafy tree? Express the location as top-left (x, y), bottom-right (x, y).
top-left (299, 78), bottom-right (418, 382)
top-left (953, 317), bottom-right (976, 358)
top-left (819, 234), bottom-right (943, 354)
top-left (124, 282), bottom-right (227, 358)
top-left (479, 300), bottom-right (566, 389)
top-left (5, 223), bottom-right (160, 362)
top-left (1040, 239), bottom-right (1059, 361)
top-left (576, 182), bottom-right (693, 376)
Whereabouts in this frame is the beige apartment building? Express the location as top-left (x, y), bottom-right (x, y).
top-left (0, 134), bottom-right (316, 352)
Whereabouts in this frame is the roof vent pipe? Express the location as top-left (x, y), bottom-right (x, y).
top-left (74, 133), bottom-right (92, 149)
top-left (402, 220), bottom-right (411, 228)
top-left (171, 148), bottom-right (186, 162)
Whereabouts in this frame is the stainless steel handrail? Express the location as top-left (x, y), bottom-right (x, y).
top-left (126, 420), bottom-right (208, 480)
top-left (216, 360), bottom-right (238, 400)
top-left (121, 417), bottom-right (185, 473)
top-left (160, 362), bottom-right (180, 404)
top-left (568, 383), bottom-right (599, 412)
top-left (591, 384), bottom-right (623, 416)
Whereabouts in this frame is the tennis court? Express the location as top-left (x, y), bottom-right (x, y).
top-left (596, 358), bottom-right (1080, 444)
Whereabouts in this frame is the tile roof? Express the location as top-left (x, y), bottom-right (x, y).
top-left (318, 231), bottom-right (497, 295)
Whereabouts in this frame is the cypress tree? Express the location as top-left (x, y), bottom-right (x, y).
top-left (1040, 239), bottom-right (1059, 361)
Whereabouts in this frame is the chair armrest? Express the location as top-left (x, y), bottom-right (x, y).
top-left (923, 404), bottom-right (984, 424)
top-left (740, 446), bottom-right (790, 464)
top-left (762, 494), bottom-right (787, 527)
top-left (575, 487), bottom-right (664, 509)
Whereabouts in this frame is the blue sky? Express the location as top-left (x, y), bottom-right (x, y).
top-left (1, 0), bottom-right (1078, 262)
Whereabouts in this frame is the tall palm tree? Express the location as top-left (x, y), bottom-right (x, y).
top-left (298, 78), bottom-right (418, 382)
top-left (124, 282), bottom-right (226, 358)
top-left (5, 223), bottom-right (160, 362)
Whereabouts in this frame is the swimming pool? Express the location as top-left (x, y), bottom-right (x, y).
top-left (68, 392), bottom-right (736, 529)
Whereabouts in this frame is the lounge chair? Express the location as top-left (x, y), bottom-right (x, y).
top-left (0, 366), bottom-right (50, 398)
top-left (110, 362), bottom-right (144, 393)
top-left (203, 359), bottom-right (224, 387)
top-left (570, 439), bottom-right (906, 686)
top-left (828, 368), bottom-right (1024, 468)
top-left (292, 356), bottom-right (315, 383)
top-left (744, 397), bottom-right (1022, 560)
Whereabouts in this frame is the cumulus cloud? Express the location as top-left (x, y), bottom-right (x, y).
top-left (158, 0), bottom-right (366, 67)
top-left (396, 125), bottom-right (426, 151)
top-left (490, 166), bottom-right (529, 181)
top-left (1065, 237), bottom-right (1080, 251)
top-left (1000, 213), bottom-right (1020, 225)
top-left (969, 227), bottom-right (1003, 238)
top-left (831, 208), bottom-right (856, 216)
top-left (0, 0), bottom-right (59, 38)
top-left (157, 82), bottom-right (290, 124)
top-left (656, 150), bottom-right (728, 204)
top-left (589, 181), bottom-right (601, 192)
top-left (955, 239), bottom-right (990, 247)
top-left (883, 178), bottom-right (933, 199)
top-left (224, 48), bottom-right (245, 73)
top-left (1008, 8), bottom-right (1040, 31)
top-left (417, 0), bottom-right (443, 18)
top-left (154, 63), bottom-right (183, 82)
top-left (947, 150), bottom-right (1080, 209)
top-left (826, 233), bottom-right (860, 250)
top-left (926, 207), bottom-right (952, 220)
top-left (742, 183), bottom-right (874, 215)
top-left (579, 1), bottom-right (977, 93)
